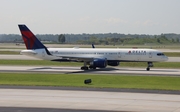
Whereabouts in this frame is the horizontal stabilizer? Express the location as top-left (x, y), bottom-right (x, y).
top-left (20, 50), bottom-right (37, 55)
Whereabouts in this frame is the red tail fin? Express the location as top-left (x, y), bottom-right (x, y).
top-left (18, 25), bottom-right (45, 49)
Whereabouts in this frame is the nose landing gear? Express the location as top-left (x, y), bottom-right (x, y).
top-left (146, 62), bottom-right (153, 71)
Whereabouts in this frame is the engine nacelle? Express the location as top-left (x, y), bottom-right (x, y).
top-left (90, 59), bottom-right (107, 68)
top-left (107, 61), bottom-right (119, 66)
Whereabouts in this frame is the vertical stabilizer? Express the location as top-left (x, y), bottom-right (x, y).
top-left (18, 24), bottom-right (45, 50)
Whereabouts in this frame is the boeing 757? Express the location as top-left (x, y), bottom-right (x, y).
top-left (18, 25), bottom-right (168, 71)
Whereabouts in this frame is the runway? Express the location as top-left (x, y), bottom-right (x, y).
top-left (0, 53), bottom-right (180, 112)
top-left (0, 55), bottom-right (42, 60)
top-left (0, 88), bottom-right (180, 112)
top-left (0, 65), bottom-right (180, 76)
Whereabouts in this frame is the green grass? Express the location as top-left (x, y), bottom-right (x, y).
top-left (0, 60), bottom-right (180, 68)
top-left (0, 73), bottom-right (180, 91)
top-left (0, 51), bottom-right (20, 54)
top-left (164, 52), bottom-right (180, 57)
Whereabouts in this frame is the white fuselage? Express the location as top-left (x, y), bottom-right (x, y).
top-left (20, 48), bottom-right (168, 62)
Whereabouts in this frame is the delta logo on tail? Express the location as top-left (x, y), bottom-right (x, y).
top-left (18, 25), bottom-right (45, 49)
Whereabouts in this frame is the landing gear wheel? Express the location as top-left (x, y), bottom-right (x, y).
top-left (81, 67), bottom-right (83, 70)
top-left (84, 67), bottom-right (88, 70)
top-left (89, 65), bottom-right (96, 70)
top-left (89, 65), bottom-right (93, 69)
top-left (146, 62), bottom-right (153, 71)
top-left (81, 66), bottom-right (89, 70)
top-left (146, 67), bottom-right (150, 71)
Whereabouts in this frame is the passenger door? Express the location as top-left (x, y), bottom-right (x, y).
top-left (118, 52), bottom-right (121, 58)
top-left (149, 52), bottom-right (152, 58)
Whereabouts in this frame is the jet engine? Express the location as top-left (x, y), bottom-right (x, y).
top-left (107, 61), bottom-right (119, 66)
top-left (90, 58), bottom-right (107, 68)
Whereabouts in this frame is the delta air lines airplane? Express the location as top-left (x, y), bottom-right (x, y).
top-left (18, 25), bottom-right (168, 71)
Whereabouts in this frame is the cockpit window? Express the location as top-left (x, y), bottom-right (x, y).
top-left (157, 53), bottom-right (165, 56)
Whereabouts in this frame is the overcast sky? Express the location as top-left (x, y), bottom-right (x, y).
top-left (0, 0), bottom-right (180, 34)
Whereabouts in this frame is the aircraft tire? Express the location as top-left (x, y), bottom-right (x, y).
top-left (146, 67), bottom-right (150, 71)
top-left (81, 66), bottom-right (88, 70)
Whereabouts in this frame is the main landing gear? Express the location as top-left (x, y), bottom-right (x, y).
top-left (81, 65), bottom-right (96, 70)
top-left (146, 62), bottom-right (153, 71)
top-left (81, 62), bottom-right (96, 70)
top-left (89, 65), bottom-right (96, 69)
top-left (81, 62), bottom-right (89, 70)
top-left (81, 66), bottom-right (89, 70)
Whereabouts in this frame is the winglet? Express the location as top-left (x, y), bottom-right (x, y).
top-left (92, 44), bottom-right (95, 48)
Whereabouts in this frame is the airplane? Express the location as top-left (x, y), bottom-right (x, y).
top-left (18, 24), bottom-right (168, 71)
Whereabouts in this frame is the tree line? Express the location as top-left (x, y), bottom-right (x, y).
top-left (0, 33), bottom-right (179, 45)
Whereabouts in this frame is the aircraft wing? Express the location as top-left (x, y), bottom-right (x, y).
top-left (55, 55), bottom-right (104, 62)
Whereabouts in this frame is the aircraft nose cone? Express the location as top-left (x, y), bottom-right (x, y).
top-left (164, 56), bottom-right (168, 61)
